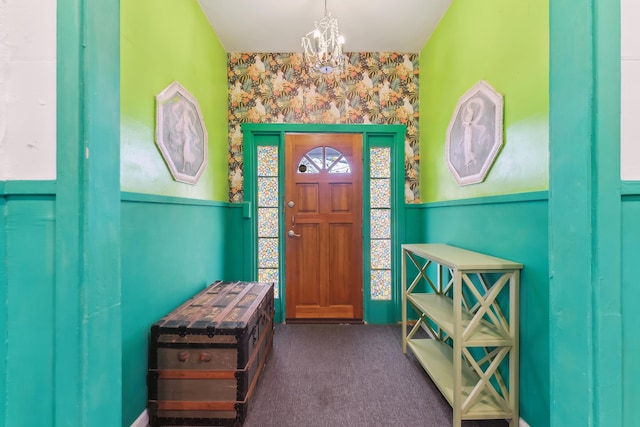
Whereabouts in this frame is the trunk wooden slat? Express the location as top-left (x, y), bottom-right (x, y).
top-left (148, 281), bottom-right (274, 426)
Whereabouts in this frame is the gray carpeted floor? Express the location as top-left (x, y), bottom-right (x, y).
top-left (244, 323), bottom-right (509, 427)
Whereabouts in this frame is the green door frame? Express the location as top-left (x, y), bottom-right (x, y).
top-left (242, 123), bottom-right (406, 324)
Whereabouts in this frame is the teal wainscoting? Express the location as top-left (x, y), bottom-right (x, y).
top-left (411, 191), bottom-right (549, 427)
top-left (0, 183), bottom-right (5, 426)
top-left (403, 204), bottom-right (425, 245)
top-left (120, 192), bottom-right (246, 425)
top-left (621, 190), bottom-right (640, 426)
top-left (1, 182), bottom-right (56, 426)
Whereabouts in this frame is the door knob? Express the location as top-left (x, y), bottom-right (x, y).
top-left (288, 230), bottom-right (301, 238)
top-left (288, 201), bottom-right (295, 208)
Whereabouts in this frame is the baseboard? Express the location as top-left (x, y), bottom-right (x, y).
top-left (130, 409), bottom-right (149, 427)
top-left (131, 406), bottom-right (525, 427)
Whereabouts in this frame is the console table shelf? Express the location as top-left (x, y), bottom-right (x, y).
top-left (401, 244), bottom-right (522, 427)
top-left (407, 338), bottom-right (510, 417)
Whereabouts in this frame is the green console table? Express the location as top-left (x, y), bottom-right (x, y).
top-left (401, 243), bottom-right (523, 427)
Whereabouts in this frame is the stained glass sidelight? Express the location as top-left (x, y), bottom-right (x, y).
top-left (369, 147), bottom-right (392, 300)
top-left (370, 209), bottom-right (391, 239)
top-left (258, 238), bottom-right (279, 268)
top-left (371, 270), bottom-right (392, 300)
top-left (258, 208), bottom-right (278, 237)
top-left (257, 146), bottom-right (278, 177)
top-left (258, 268), bottom-right (279, 296)
top-left (371, 240), bottom-right (392, 269)
top-left (257, 146), bottom-right (280, 298)
top-left (370, 147), bottom-right (391, 178)
top-left (258, 177), bottom-right (278, 207)
top-left (370, 179), bottom-right (391, 208)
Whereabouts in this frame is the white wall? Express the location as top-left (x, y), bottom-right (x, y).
top-left (622, 0), bottom-right (640, 180)
top-left (0, 0), bottom-right (56, 180)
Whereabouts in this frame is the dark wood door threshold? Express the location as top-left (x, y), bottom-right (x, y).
top-left (285, 318), bottom-right (364, 325)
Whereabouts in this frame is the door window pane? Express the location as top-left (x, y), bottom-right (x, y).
top-left (325, 147), bottom-right (341, 166)
top-left (298, 146), bottom-right (351, 174)
top-left (298, 156), bottom-right (320, 174)
top-left (307, 147), bottom-right (324, 169)
top-left (328, 157), bottom-right (350, 173)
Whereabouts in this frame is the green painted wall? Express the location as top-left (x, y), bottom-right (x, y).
top-left (416, 2), bottom-right (550, 424)
top-left (0, 190), bottom-right (246, 427)
top-left (417, 194), bottom-right (549, 426)
top-left (121, 194), bottom-right (245, 425)
top-left (1, 192), bottom-right (56, 426)
top-left (622, 196), bottom-right (640, 425)
top-left (120, 0), bottom-right (228, 201)
top-left (119, 1), bottom-right (233, 423)
top-left (420, 0), bottom-right (549, 202)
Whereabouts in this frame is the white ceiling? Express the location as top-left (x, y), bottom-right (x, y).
top-left (198, 0), bottom-right (452, 53)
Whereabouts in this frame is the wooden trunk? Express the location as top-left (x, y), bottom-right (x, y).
top-left (147, 281), bottom-right (275, 426)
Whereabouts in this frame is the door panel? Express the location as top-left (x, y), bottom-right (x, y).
top-left (330, 183), bottom-right (351, 212)
top-left (297, 184), bottom-right (319, 212)
top-left (328, 224), bottom-right (354, 305)
top-left (295, 223), bottom-right (321, 305)
top-left (285, 133), bottom-right (363, 321)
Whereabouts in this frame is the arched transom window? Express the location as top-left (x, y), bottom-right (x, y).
top-left (297, 146), bottom-right (351, 174)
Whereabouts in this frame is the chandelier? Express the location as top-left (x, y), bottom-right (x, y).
top-left (301, 0), bottom-right (346, 76)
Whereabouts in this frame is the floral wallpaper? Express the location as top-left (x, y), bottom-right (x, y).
top-left (227, 52), bottom-right (420, 203)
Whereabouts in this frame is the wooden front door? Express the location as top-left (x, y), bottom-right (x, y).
top-left (284, 133), bottom-right (363, 321)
